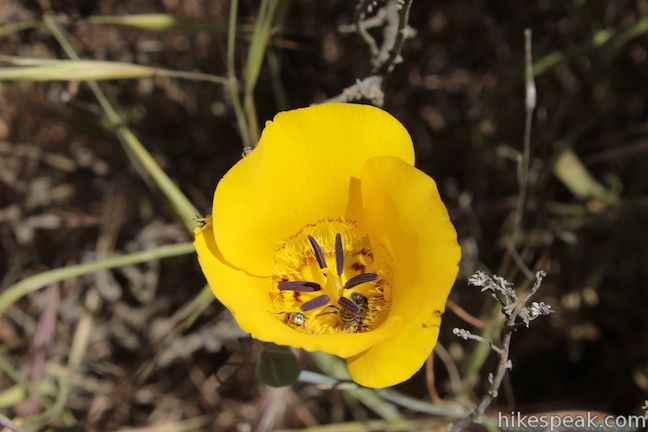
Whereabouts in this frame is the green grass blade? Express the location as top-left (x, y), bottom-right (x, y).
top-left (87, 13), bottom-right (252, 34)
top-left (244, 0), bottom-right (279, 95)
top-left (227, 0), bottom-right (252, 152)
top-left (0, 242), bottom-right (195, 317)
top-left (0, 19), bottom-right (40, 37)
top-left (23, 374), bottom-right (70, 431)
top-left (174, 284), bottom-right (215, 330)
top-left (615, 15), bottom-right (648, 45)
top-left (114, 128), bottom-right (201, 229)
top-left (243, 0), bottom-right (280, 143)
top-left (0, 60), bottom-right (152, 81)
top-left (43, 16), bottom-right (200, 231)
top-left (0, 56), bottom-right (227, 85)
top-left (534, 16), bottom-right (648, 76)
top-left (309, 352), bottom-right (403, 421)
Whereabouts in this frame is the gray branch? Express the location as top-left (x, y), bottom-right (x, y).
top-left (450, 270), bottom-right (551, 431)
top-left (325, 0), bottom-right (415, 105)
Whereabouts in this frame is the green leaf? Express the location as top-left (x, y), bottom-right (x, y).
top-left (255, 343), bottom-right (299, 387)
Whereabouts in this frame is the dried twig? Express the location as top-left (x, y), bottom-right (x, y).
top-left (371, 0), bottom-right (413, 74)
top-left (325, 76), bottom-right (385, 106)
top-left (339, 7), bottom-right (386, 34)
top-left (325, 0), bottom-right (415, 105)
top-left (354, 0), bottom-right (381, 58)
top-left (499, 28), bottom-right (538, 281)
top-left (511, 28), bottom-right (537, 247)
top-left (434, 343), bottom-right (463, 395)
top-left (446, 299), bottom-right (488, 330)
top-left (424, 354), bottom-right (441, 403)
top-left (453, 328), bottom-right (504, 356)
top-left (449, 271), bottom-right (552, 431)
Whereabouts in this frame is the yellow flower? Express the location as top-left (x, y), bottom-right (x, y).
top-left (194, 103), bottom-right (460, 388)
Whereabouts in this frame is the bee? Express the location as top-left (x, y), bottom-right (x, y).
top-left (337, 292), bottom-right (368, 326)
top-left (286, 312), bottom-right (306, 326)
top-left (271, 310), bottom-right (306, 327)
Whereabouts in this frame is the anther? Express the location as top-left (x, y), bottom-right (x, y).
top-left (278, 281), bottom-right (321, 292)
top-left (338, 296), bottom-right (361, 314)
top-left (344, 272), bottom-right (379, 289)
top-left (300, 295), bottom-right (330, 312)
top-left (308, 235), bottom-right (327, 269)
top-left (335, 233), bottom-right (344, 276)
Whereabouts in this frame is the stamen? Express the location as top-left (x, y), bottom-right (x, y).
top-left (315, 305), bottom-right (338, 317)
top-left (278, 281), bottom-right (321, 292)
top-left (272, 219), bottom-right (392, 335)
top-left (344, 272), bottom-right (379, 289)
top-left (300, 295), bottom-right (330, 312)
top-left (308, 235), bottom-right (327, 269)
top-left (335, 233), bottom-right (344, 276)
top-left (338, 296), bottom-right (361, 314)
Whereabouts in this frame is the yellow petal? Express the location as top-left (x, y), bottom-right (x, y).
top-left (347, 156), bottom-right (461, 387)
top-left (194, 221), bottom-right (401, 358)
top-left (212, 103), bottom-right (414, 276)
top-left (347, 310), bottom-right (441, 388)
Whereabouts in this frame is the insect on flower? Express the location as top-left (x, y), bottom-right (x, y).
top-left (339, 292), bottom-right (369, 323)
top-left (271, 310), bottom-right (307, 326)
top-left (285, 311), bottom-right (306, 326)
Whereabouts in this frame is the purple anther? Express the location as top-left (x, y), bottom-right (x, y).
top-left (308, 235), bottom-right (327, 269)
top-left (278, 281), bottom-right (321, 292)
top-left (335, 233), bottom-right (344, 276)
top-left (300, 295), bottom-right (330, 312)
top-left (344, 272), bottom-right (379, 289)
top-left (338, 296), bottom-right (361, 314)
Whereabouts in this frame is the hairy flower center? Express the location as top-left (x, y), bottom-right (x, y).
top-left (270, 219), bottom-right (393, 334)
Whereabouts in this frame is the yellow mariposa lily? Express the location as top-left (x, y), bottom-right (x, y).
top-left (194, 103), bottom-right (460, 388)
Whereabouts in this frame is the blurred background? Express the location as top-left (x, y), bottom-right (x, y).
top-left (0, 0), bottom-right (647, 431)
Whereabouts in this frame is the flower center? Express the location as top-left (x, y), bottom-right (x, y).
top-left (270, 218), bottom-right (393, 334)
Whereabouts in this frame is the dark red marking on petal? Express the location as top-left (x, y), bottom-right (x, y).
top-left (308, 235), bottom-right (327, 269)
top-left (351, 262), bottom-right (366, 273)
top-left (278, 281), bottom-right (321, 292)
top-left (354, 248), bottom-right (369, 256)
top-left (338, 296), bottom-right (361, 314)
top-left (300, 295), bottom-right (330, 312)
top-left (335, 233), bottom-right (344, 276)
top-left (344, 272), bottom-right (378, 289)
